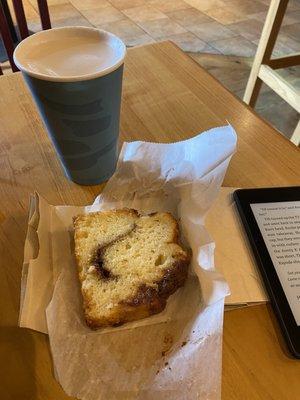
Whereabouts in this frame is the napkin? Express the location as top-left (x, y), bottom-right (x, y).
top-left (20, 125), bottom-right (237, 400)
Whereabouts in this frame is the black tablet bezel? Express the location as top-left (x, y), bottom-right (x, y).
top-left (233, 186), bottom-right (300, 359)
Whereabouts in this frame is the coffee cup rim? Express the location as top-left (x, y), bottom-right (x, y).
top-left (13, 26), bottom-right (126, 82)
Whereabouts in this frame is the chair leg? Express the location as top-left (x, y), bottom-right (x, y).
top-left (37, 0), bottom-right (51, 30)
top-left (243, 0), bottom-right (289, 107)
top-left (12, 0), bottom-right (29, 40)
top-left (290, 120), bottom-right (300, 147)
top-left (0, 65), bottom-right (3, 75)
top-left (0, 2), bottom-right (18, 72)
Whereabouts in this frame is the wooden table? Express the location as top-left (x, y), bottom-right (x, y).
top-left (0, 42), bottom-right (299, 400)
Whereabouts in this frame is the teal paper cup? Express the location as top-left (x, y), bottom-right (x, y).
top-left (13, 27), bottom-right (126, 185)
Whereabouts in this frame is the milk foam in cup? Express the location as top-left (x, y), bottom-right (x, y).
top-left (14, 27), bottom-right (126, 185)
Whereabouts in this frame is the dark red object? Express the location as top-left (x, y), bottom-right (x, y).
top-left (0, 0), bottom-right (51, 73)
top-left (12, 0), bottom-right (29, 40)
top-left (37, 0), bottom-right (51, 30)
top-left (0, 1), bottom-right (18, 72)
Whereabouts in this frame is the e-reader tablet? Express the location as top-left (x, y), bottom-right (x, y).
top-left (233, 187), bottom-right (300, 359)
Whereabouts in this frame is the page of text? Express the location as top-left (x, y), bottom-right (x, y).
top-left (251, 201), bottom-right (300, 325)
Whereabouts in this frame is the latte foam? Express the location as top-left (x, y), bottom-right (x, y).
top-left (14, 27), bottom-right (126, 81)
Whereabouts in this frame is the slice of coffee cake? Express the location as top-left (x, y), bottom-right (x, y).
top-left (74, 209), bottom-right (190, 328)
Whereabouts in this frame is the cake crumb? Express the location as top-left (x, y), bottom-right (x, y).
top-left (161, 333), bottom-right (174, 357)
top-left (163, 333), bottom-right (173, 345)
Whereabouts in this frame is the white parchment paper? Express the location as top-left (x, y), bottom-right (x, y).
top-left (42, 125), bottom-right (237, 400)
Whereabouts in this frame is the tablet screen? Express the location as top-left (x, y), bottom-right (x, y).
top-left (250, 201), bottom-right (300, 326)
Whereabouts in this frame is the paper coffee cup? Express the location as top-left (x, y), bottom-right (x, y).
top-left (14, 27), bottom-right (126, 185)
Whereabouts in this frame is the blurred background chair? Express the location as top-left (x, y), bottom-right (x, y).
top-left (0, 0), bottom-right (51, 74)
top-left (243, 0), bottom-right (300, 146)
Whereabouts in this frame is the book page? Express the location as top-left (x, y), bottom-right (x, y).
top-left (251, 201), bottom-right (300, 325)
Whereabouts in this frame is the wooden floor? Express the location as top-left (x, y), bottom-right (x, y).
top-left (2, 0), bottom-right (299, 139)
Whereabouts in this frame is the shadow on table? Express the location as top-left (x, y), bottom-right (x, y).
top-left (0, 326), bottom-right (36, 400)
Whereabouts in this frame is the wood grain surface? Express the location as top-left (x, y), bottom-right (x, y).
top-left (0, 41), bottom-right (299, 400)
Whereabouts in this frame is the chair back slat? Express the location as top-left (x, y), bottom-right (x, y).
top-left (0, 2), bottom-right (18, 72)
top-left (37, 0), bottom-right (51, 30)
top-left (12, 0), bottom-right (29, 40)
top-left (0, 0), bottom-right (51, 73)
top-left (2, 0), bottom-right (17, 42)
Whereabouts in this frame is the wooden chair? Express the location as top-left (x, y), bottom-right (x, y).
top-left (243, 0), bottom-right (300, 146)
top-left (0, 0), bottom-right (51, 74)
